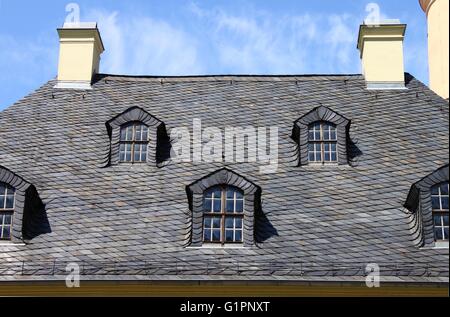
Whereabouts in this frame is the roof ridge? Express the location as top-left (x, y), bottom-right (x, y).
top-left (94, 73), bottom-right (364, 83)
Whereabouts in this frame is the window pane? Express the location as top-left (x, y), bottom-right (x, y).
top-left (141, 147), bottom-right (147, 162)
top-left (443, 215), bottom-right (449, 226)
top-left (235, 218), bottom-right (243, 229)
top-left (235, 230), bottom-right (242, 242)
top-left (134, 145), bottom-right (141, 162)
top-left (120, 129), bottom-right (127, 141)
top-left (203, 199), bottom-right (212, 212)
top-left (330, 129), bottom-right (337, 140)
top-left (204, 229), bottom-right (211, 242)
top-left (126, 126), bottom-right (133, 141)
top-left (225, 230), bottom-right (234, 242)
top-left (3, 214), bottom-right (12, 225)
top-left (213, 189), bottom-right (222, 199)
top-left (212, 229), bottom-right (221, 241)
top-left (0, 196), bottom-right (4, 209)
top-left (2, 226), bottom-right (10, 240)
top-left (431, 185), bottom-right (440, 195)
top-left (226, 200), bottom-right (234, 212)
top-left (441, 197), bottom-right (449, 210)
top-left (204, 217), bottom-right (212, 227)
top-left (212, 217), bottom-right (221, 229)
top-left (142, 128), bottom-right (149, 142)
top-left (316, 151), bottom-right (322, 162)
top-left (235, 200), bottom-right (244, 213)
top-left (135, 125), bottom-right (142, 141)
top-left (213, 199), bottom-right (221, 213)
top-left (226, 190), bottom-right (234, 200)
top-left (444, 228), bottom-right (449, 240)
top-left (314, 130), bottom-right (320, 141)
top-left (236, 191), bottom-right (243, 200)
top-left (441, 184), bottom-right (449, 195)
top-left (435, 228), bottom-right (443, 240)
top-left (331, 152), bottom-right (337, 162)
top-left (225, 217), bottom-right (234, 229)
top-left (434, 215), bottom-right (442, 226)
top-left (324, 151), bottom-right (331, 162)
top-left (5, 195), bottom-right (14, 209)
top-left (431, 197), bottom-right (441, 209)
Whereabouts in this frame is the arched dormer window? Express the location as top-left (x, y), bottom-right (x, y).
top-left (293, 106), bottom-right (350, 166)
top-left (187, 168), bottom-right (260, 247)
top-left (119, 122), bottom-right (149, 163)
top-left (308, 121), bottom-right (338, 163)
top-left (404, 165), bottom-right (449, 248)
top-left (0, 166), bottom-right (46, 243)
top-left (104, 107), bottom-right (169, 167)
top-left (0, 183), bottom-right (15, 240)
top-left (203, 186), bottom-right (244, 244)
top-left (431, 182), bottom-right (449, 242)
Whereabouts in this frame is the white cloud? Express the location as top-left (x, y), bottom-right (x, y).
top-left (188, 3), bottom-right (361, 74)
top-left (0, 33), bottom-right (57, 87)
top-left (87, 9), bottom-right (203, 75)
top-left (85, 3), bottom-right (362, 76)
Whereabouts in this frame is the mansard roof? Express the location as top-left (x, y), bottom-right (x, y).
top-left (0, 73), bottom-right (448, 282)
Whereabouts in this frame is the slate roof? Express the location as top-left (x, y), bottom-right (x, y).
top-left (0, 73), bottom-right (448, 282)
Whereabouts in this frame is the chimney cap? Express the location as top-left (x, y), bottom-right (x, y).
top-left (57, 22), bottom-right (105, 53)
top-left (60, 22), bottom-right (99, 29)
top-left (357, 22), bottom-right (406, 52)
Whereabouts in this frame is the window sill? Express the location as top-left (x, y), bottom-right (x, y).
top-left (187, 244), bottom-right (247, 249)
top-left (0, 242), bottom-right (26, 247)
top-left (433, 241), bottom-right (449, 249)
top-left (420, 242), bottom-right (449, 250)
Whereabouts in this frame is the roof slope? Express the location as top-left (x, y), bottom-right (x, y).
top-left (0, 74), bottom-right (448, 281)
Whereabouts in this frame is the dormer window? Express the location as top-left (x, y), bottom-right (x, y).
top-left (187, 168), bottom-right (260, 247)
top-left (308, 122), bottom-right (338, 163)
top-left (104, 107), bottom-right (169, 167)
top-left (119, 122), bottom-right (149, 163)
top-left (404, 165), bottom-right (449, 248)
top-left (0, 166), bottom-right (45, 243)
top-left (431, 182), bottom-right (449, 242)
top-left (293, 106), bottom-right (350, 166)
top-left (0, 183), bottom-right (15, 240)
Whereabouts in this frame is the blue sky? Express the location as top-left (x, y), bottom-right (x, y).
top-left (0, 0), bottom-right (429, 110)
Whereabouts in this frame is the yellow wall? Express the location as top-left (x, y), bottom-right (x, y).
top-left (361, 39), bottom-right (405, 83)
top-left (357, 24), bottom-right (406, 88)
top-left (57, 28), bottom-right (104, 84)
top-left (425, 0), bottom-right (449, 99)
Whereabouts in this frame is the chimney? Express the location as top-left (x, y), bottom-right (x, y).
top-left (55, 22), bottom-right (105, 89)
top-left (420, 0), bottom-right (449, 100)
top-left (357, 21), bottom-right (407, 90)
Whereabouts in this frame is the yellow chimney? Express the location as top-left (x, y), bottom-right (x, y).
top-left (420, 0), bottom-right (449, 100)
top-left (357, 22), bottom-right (407, 89)
top-left (55, 22), bottom-right (105, 89)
